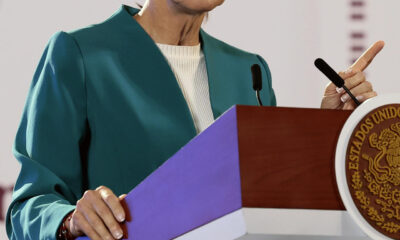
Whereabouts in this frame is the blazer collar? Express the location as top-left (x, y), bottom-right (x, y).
top-left (199, 29), bottom-right (228, 119)
top-left (118, 5), bottom-right (228, 119)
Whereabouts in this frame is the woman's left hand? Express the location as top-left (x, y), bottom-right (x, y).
top-left (321, 41), bottom-right (385, 110)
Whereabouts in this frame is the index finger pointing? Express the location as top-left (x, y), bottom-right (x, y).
top-left (351, 40), bottom-right (385, 72)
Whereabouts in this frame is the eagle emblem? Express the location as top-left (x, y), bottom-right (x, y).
top-left (364, 122), bottom-right (400, 187)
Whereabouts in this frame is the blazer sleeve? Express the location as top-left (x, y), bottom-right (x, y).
top-left (6, 31), bottom-right (88, 240)
top-left (256, 55), bottom-right (277, 106)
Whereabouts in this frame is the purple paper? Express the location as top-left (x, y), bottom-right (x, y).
top-left (78, 106), bottom-right (242, 240)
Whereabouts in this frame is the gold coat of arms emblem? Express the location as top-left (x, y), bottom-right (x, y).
top-left (346, 104), bottom-right (400, 239)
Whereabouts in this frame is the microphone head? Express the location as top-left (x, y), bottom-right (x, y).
top-left (251, 64), bottom-right (262, 91)
top-left (314, 58), bottom-right (344, 88)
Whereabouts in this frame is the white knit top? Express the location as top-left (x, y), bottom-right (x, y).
top-left (156, 43), bottom-right (214, 133)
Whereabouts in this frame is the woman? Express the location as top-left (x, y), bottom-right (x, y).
top-left (6, 0), bottom-right (382, 239)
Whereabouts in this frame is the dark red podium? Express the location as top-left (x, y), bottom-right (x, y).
top-left (78, 106), bottom-right (359, 240)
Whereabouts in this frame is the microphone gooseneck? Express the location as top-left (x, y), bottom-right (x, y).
top-left (251, 64), bottom-right (263, 106)
top-left (314, 58), bottom-right (361, 106)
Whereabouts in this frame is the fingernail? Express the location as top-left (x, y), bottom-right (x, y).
top-left (115, 230), bottom-right (123, 239)
top-left (336, 87), bottom-right (344, 94)
top-left (117, 214), bottom-right (125, 222)
top-left (356, 96), bottom-right (364, 101)
top-left (341, 94), bottom-right (349, 102)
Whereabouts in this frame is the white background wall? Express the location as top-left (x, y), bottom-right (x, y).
top-left (1, 0), bottom-right (400, 238)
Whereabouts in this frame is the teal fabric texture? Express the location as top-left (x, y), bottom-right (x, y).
top-left (6, 5), bottom-right (276, 239)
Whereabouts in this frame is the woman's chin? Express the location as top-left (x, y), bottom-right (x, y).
top-left (172, 0), bottom-right (225, 14)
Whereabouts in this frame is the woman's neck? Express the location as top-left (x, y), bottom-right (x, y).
top-left (133, 1), bottom-right (206, 46)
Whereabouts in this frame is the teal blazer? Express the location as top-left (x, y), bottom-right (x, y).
top-left (6, 5), bottom-right (276, 240)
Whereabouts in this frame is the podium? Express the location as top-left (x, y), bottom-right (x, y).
top-left (79, 105), bottom-right (370, 239)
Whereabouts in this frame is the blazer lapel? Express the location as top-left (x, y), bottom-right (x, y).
top-left (200, 29), bottom-right (233, 119)
top-left (118, 6), bottom-right (198, 137)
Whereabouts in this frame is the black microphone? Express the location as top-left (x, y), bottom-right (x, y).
top-left (251, 64), bottom-right (263, 106)
top-left (314, 58), bottom-right (361, 106)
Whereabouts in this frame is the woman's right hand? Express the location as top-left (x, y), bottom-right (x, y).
top-left (67, 186), bottom-right (127, 240)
